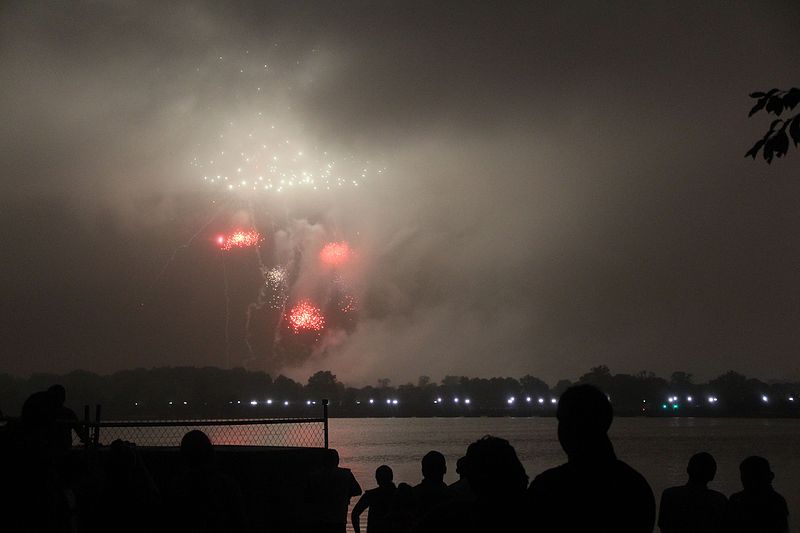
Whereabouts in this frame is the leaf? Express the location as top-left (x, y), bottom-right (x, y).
top-left (766, 97), bottom-right (784, 116)
top-left (763, 136), bottom-right (775, 163)
top-left (766, 88), bottom-right (781, 96)
top-left (790, 115), bottom-right (800, 147)
top-left (774, 131), bottom-right (790, 156)
top-left (783, 88), bottom-right (800, 110)
top-left (749, 91), bottom-right (766, 98)
top-left (764, 132), bottom-right (790, 163)
top-left (748, 97), bottom-right (767, 117)
top-left (769, 119), bottom-right (784, 131)
top-left (745, 139), bottom-right (765, 159)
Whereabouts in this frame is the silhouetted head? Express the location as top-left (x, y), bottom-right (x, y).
top-left (108, 439), bottom-right (137, 476)
top-left (739, 456), bottom-right (774, 492)
top-left (21, 390), bottom-right (57, 425)
top-left (456, 456), bottom-right (468, 478)
top-left (421, 450), bottom-right (446, 482)
top-left (394, 482), bottom-right (414, 508)
top-left (180, 430), bottom-right (214, 467)
top-left (687, 452), bottom-right (717, 485)
top-left (323, 449), bottom-right (340, 468)
top-left (464, 436), bottom-right (528, 499)
top-left (556, 384), bottom-right (613, 458)
top-left (375, 464), bottom-right (393, 487)
top-left (47, 384), bottom-right (66, 407)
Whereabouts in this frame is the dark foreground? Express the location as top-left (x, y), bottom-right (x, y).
top-left (0, 384), bottom-right (791, 533)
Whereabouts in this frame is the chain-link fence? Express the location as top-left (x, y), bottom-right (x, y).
top-left (87, 416), bottom-right (327, 448)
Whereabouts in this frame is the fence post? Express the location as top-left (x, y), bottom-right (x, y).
top-left (322, 399), bottom-right (329, 449)
top-left (83, 405), bottom-right (90, 450)
top-left (93, 404), bottom-right (102, 447)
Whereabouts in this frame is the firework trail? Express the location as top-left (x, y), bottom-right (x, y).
top-left (141, 201), bottom-right (228, 307)
top-left (222, 251), bottom-right (232, 369)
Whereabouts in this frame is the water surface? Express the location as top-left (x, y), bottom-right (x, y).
top-left (330, 417), bottom-right (800, 524)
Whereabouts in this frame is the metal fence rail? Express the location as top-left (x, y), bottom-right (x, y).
top-left (3, 399), bottom-right (329, 449)
top-left (89, 415), bottom-right (327, 448)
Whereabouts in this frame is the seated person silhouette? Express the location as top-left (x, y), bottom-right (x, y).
top-left (413, 436), bottom-right (528, 533)
top-left (305, 449), bottom-right (362, 533)
top-left (351, 464), bottom-right (396, 533)
top-left (726, 456), bottom-right (788, 533)
top-left (658, 452), bottom-right (727, 533)
top-left (166, 430), bottom-right (246, 533)
top-left (527, 384), bottom-right (655, 533)
top-left (448, 456), bottom-right (475, 502)
top-left (94, 439), bottom-right (160, 533)
top-left (411, 451), bottom-right (452, 523)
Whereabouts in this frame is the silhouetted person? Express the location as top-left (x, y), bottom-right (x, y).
top-left (386, 482), bottom-right (415, 533)
top-left (47, 384), bottom-right (88, 451)
top-left (448, 456), bottom-right (475, 502)
top-left (165, 430), bottom-right (247, 533)
top-left (527, 384), bottom-right (655, 533)
top-left (411, 450), bottom-right (451, 524)
top-left (93, 440), bottom-right (160, 533)
top-left (415, 436), bottom-right (529, 533)
top-left (352, 464), bottom-right (397, 533)
top-left (658, 452), bottom-right (727, 533)
top-left (305, 449), bottom-right (362, 533)
top-left (726, 456), bottom-right (788, 533)
top-left (0, 391), bottom-right (71, 532)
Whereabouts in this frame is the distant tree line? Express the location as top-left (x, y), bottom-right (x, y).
top-left (0, 365), bottom-right (797, 419)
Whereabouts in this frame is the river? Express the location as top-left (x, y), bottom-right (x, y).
top-left (329, 417), bottom-right (799, 528)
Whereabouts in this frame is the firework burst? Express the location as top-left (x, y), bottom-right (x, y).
top-left (320, 241), bottom-right (351, 266)
top-left (287, 300), bottom-right (325, 333)
top-left (264, 266), bottom-right (288, 310)
top-left (217, 229), bottom-right (262, 251)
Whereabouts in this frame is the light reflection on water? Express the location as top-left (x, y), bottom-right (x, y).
top-left (329, 417), bottom-right (800, 526)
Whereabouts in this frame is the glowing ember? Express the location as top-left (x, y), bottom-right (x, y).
top-left (190, 54), bottom-right (383, 194)
top-left (340, 294), bottom-right (358, 313)
top-left (218, 230), bottom-right (262, 251)
top-left (287, 300), bottom-right (325, 332)
top-left (264, 266), bottom-right (288, 310)
top-left (320, 241), bottom-right (351, 266)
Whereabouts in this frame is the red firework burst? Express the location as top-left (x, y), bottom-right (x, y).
top-left (287, 300), bottom-right (326, 333)
top-left (320, 241), bottom-right (351, 266)
top-left (217, 230), bottom-right (262, 251)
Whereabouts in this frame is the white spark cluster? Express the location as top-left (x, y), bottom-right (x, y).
top-left (190, 51), bottom-right (384, 194)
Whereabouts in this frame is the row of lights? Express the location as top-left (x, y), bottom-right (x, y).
top-left (661, 394), bottom-right (798, 409)
top-left (143, 394), bottom-right (798, 408)
top-left (507, 396), bottom-right (559, 405)
top-left (434, 397), bottom-right (472, 404)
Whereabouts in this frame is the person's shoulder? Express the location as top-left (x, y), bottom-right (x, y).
top-left (614, 459), bottom-right (650, 483)
top-left (707, 488), bottom-right (727, 503)
top-left (528, 463), bottom-right (569, 490)
top-left (769, 489), bottom-right (789, 511)
top-left (660, 485), bottom-right (686, 499)
top-left (612, 460), bottom-right (654, 502)
top-left (728, 490), bottom-right (745, 503)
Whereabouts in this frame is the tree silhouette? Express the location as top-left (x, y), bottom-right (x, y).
top-left (745, 88), bottom-right (800, 163)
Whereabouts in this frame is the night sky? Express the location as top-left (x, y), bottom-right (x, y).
top-left (1, 1), bottom-right (799, 384)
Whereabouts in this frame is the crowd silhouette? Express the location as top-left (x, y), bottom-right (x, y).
top-left (0, 383), bottom-right (790, 532)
